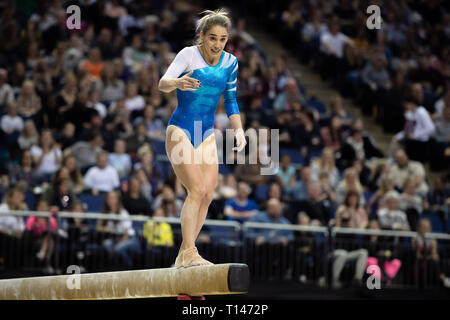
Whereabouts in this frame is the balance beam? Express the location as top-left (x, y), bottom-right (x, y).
top-left (0, 263), bottom-right (249, 300)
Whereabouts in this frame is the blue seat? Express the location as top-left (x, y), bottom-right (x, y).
top-left (280, 148), bottom-right (304, 165)
top-left (307, 98), bottom-right (327, 114)
top-left (25, 192), bottom-right (36, 211)
top-left (255, 184), bottom-right (269, 202)
top-left (151, 139), bottom-right (166, 156)
top-left (218, 164), bottom-right (231, 175)
top-left (446, 218), bottom-right (450, 233)
top-left (420, 212), bottom-right (444, 233)
top-left (78, 194), bottom-right (105, 213)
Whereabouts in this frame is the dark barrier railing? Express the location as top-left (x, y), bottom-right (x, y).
top-left (1, 210), bottom-right (449, 291)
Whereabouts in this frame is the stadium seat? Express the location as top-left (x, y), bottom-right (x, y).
top-left (307, 98), bottom-right (327, 114)
top-left (218, 164), bottom-right (231, 175)
top-left (24, 192), bottom-right (36, 211)
top-left (79, 194), bottom-right (105, 213)
top-left (151, 139), bottom-right (166, 156)
top-left (280, 148), bottom-right (304, 165)
top-left (420, 212), bottom-right (444, 233)
top-left (255, 184), bottom-right (269, 202)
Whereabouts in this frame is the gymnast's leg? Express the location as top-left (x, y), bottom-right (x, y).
top-left (192, 133), bottom-right (218, 265)
top-left (165, 125), bottom-right (210, 267)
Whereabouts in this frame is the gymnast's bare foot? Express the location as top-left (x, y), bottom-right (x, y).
top-left (175, 247), bottom-right (213, 268)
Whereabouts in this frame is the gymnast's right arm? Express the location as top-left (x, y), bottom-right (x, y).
top-left (158, 48), bottom-right (201, 93)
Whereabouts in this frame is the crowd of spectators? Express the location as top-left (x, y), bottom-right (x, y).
top-left (0, 0), bottom-right (448, 288)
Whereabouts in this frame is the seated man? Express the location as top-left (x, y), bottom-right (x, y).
top-left (83, 151), bottom-right (120, 194)
top-left (247, 198), bottom-right (294, 245)
top-left (377, 190), bottom-right (410, 231)
top-left (223, 182), bottom-right (258, 224)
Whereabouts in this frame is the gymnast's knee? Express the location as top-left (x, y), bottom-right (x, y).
top-left (187, 185), bottom-right (207, 202)
top-left (202, 190), bottom-right (214, 206)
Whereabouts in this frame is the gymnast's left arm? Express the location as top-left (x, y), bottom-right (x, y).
top-left (224, 59), bottom-right (246, 152)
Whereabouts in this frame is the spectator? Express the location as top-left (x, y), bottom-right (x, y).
top-left (365, 219), bottom-right (402, 286)
top-left (366, 177), bottom-right (395, 218)
top-left (143, 207), bottom-right (174, 248)
top-left (80, 47), bottom-right (104, 80)
top-left (133, 144), bottom-right (162, 189)
top-left (108, 139), bottom-right (132, 179)
top-left (98, 62), bottom-right (125, 102)
top-left (9, 149), bottom-right (42, 191)
top-left (25, 199), bottom-right (57, 274)
top-left (134, 105), bottom-right (165, 140)
top-left (330, 207), bottom-right (368, 289)
top-left (67, 130), bottom-right (104, 171)
top-left (125, 122), bottom-right (152, 154)
top-left (310, 147), bottom-right (339, 188)
top-left (335, 191), bottom-right (368, 229)
top-left (360, 53), bottom-right (391, 116)
top-left (393, 96), bottom-right (435, 163)
top-left (319, 17), bottom-right (353, 84)
top-left (16, 80), bottom-right (42, 118)
top-left (328, 95), bottom-right (353, 129)
top-left (224, 182), bottom-right (258, 224)
top-left (377, 190), bottom-right (410, 231)
top-left (273, 77), bottom-right (307, 111)
top-left (390, 149), bottom-right (428, 196)
top-left (43, 177), bottom-right (77, 212)
top-left (124, 81), bottom-right (146, 113)
top-left (122, 175), bottom-right (152, 216)
top-left (432, 89), bottom-right (450, 120)
top-left (83, 152), bottom-right (120, 194)
top-left (336, 167), bottom-right (364, 206)
top-left (134, 168), bottom-right (153, 203)
top-left (289, 166), bottom-right (313, 201)
top-left (57, 122), bottom-right (76, 150)
top-left (17, 120), bottom-right (39, 151)
top-left (424, 176), bottom-right (450, 223)
top-left (61, 155), bottom-right (84, 195)
top-left (0, 188), bottom-right (26, 269)
top-left (412, 219), bottom-right (442, 288)
top-left (152, 185), bottom-right (182, 218)
top-left (275, 155), bottom-right (296, 190)
top-left (247, 198), bottom-right (294, 245)
top-left (30, 130), bottom-right (62, 178)
top-left (299, 181), bottom-right (332, 226)
top-left (214, 174), bottom-right (237, 200)
top-left (1, 103), bottom-right (23, 140)
top-left (338, 124), bottom-right (384, 170)
top-left (399, 177), bottom-right (423, 231)
top-left (98, 191), bottom-right (140, 269)
top-left (430, 106), bottom-right (450, 170)
top-left (122, 34), bottom-right (154, 73)
top-left (0, 68), bottom-right (14, 108)
top-left (87, 88), bottom-right (107, 119)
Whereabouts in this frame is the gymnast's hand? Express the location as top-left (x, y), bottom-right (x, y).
top-left (176, 70), bottom-right (201, 91)
top-left (233, 128), bottom-right (247, 152)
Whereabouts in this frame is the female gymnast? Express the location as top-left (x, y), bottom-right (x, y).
top-left (158, 9), bottom-right (246, 267)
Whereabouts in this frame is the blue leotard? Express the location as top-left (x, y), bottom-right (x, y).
top-left (162, 46), bottom-right (240, 148)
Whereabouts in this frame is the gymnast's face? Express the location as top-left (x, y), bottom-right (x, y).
top-left (200, 25), bottom-right (228, 59)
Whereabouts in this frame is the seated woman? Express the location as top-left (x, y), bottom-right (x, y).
top-left (25, 199), bottom-right (57, 274)
top-left (335, 191), bottom-right (368, 229)
top-left (98, 191), bottom-right (140, 269)
top-left (143, 207), bottom-right (174, 268)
